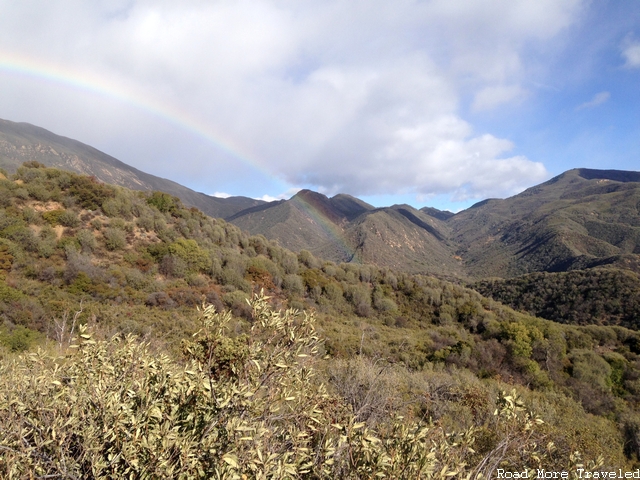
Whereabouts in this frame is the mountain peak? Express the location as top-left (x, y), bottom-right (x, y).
top-left (576, 168), bottom-right (640, 183)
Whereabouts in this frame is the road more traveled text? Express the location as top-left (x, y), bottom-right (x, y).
top-left (496, 469), bottom-right (640, 479)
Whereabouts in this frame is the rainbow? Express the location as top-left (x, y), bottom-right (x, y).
top-left (289, 193), bottom-right (359, 263)
top-left (0, 50), bottom-right (262, 172)
top-left (0, 50), bottom-right (359, 262)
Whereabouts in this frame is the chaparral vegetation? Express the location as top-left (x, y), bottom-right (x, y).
top-left (0, 163), bottom-right (638, 476)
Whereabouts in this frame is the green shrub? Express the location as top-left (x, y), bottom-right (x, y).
top-left (76, 229), bottom-right (97, 253)
top-left (68, 175), bottom-right (116, 210)
top-left (59, 210), bottom-right (80, 228)
top-left (103, 227), bottom-right (127, 251)
top-left (26, 182), bottom-right (51, 201)
top-left (0, 295), bottom-right (594, 478)
top-left (282, 273), bottom-right (304, 296)
top-left (0, 325), bottom-right (42, 352)
top-left (168, 239), bottom-right (211, 273)
top-left (42, 209), bottom-right (65, 226)
top-left (147, 191), bottom-right (180, 214)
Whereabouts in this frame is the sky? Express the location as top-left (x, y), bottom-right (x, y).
top-left (0, 1), bottom-right (638, 212)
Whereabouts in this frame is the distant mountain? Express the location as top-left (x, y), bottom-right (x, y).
top-left (228, 189), bottom-right (374, 254)
top-left (229, 189), bottom-right (465, 278)
top-left (449, 168), bottom-right (640, 278)
top-left (229, 168), bottom-right (640, 279)
top-left (420, 206), bottom-right (455, 221)
top-left (0, 118), bottom-right (264, 218)
top-left (2, 118), bottom-right (639, 280)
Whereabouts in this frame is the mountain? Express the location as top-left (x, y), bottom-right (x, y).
top-left (227, 190), bottom-right (369, 253)
top-left (2, 118), bottom-right (639, 281)
top-left (0, 118), bottom-right (264, 218)
top-left (229, 190), bottom-right (465, 278)
top-left (229, 168), bottom-right (640, 280)
top-left (449, 168), bottom-right (640, 278)
top-left (1, 163), bottom-right (636, 471)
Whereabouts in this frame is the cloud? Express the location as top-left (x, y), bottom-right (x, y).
top-left (622, 40), bottom-right (640, 68)
top-left (255, 188), bottom-right (301, 203)
top-left (0, 0), bottom-right (585, 202)
top-left (576, 91), bottom-right (610, 110)
top-left (211, 192), bottom-right (231, 199)
top-left (289, 113), bottom-right (549, 200)
top-left (472, 85), bottom-right (526, 111)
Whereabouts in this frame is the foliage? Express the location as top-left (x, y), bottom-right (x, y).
top-left (0, 164), bottom-right (635, 468)
top-left (68, 174), bottom-right (116, 210)
top-left (474, 268), bottom-right (640, 329)
top-left (103, 227), bottom-right (127, 251)
top-left (0, 294), bottom-right (598, 478)
top-left (147, 191), bottom-right (180, 214)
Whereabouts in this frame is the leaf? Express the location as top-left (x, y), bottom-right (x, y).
top-left (222, 454), bottom-right (239, 469)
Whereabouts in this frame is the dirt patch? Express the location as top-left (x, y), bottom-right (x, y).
top-left (30, 201), bottom-right (65, 213)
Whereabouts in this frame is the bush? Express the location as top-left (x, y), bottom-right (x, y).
top-left (42, 209), bottom-right (65, 226)
top-left (0, 325), bottom-right (42, 352)
top-left (147, 191), bottom-right (180, 214)
top-left (76, 229), bottom-right (97, 254)
top-left (59, 210), bottom-right (80, 228)
top-left (282, 273), bottom-right (304, 296)
top-left (0, 295), bottom-right (603, 477)
top-left (26, 182), bottom-right (51, 201)
top-left (159, 254), bottom-right (188, 278)
top-left (68, 175), bottom-right (116, 210)
top-left (103, 227), bottom-right (127, 251)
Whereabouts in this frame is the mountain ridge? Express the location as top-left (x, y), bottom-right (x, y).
top-left (0, 118), bottom-right (265, 219)
top-left (2, 117), bottom-right (639, 281)
top-left (230, 167), bottom-right (640, 279)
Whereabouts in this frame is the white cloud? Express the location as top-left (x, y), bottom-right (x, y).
top-left (622, 40), bottom-right (640, 68)
top-left (211, 192), bottom-right (231, 199)
top-left (255, 188), bottom-right (301, 203)
top-left (576, 91), bottom-right (610, 110)
top-left (472, 85), bottom-right (526, 112)
top-left (0, 0), bottom-right (586, 201)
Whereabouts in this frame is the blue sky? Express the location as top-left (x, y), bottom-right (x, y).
top-left (0, 0), bottom-right (638, 212)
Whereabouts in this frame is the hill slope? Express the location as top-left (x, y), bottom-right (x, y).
top-left (450, 168), bottom-right (640, 278)
top-left (0, 118), bottom-right (264, 218)
top-left (0, 163), bottom-right (637, 468)
top-left (3, 118), bottom-right (639, 281)
top-left (230, 168), bottom-right (640, 279)
top-left (230, 190), bottom-right (464, 277)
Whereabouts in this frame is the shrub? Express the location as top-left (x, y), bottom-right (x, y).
top-left (42, 209), bottom-right (65, 226)
top-left (13, 188), bottom-right (29, 200)
top-left (103, 227), bottom-right (127, 251)
top-left (168, 239), bottom-right (211, 273)
top-left (76, 229), bottom-right (97, 254)
top-left (282, 273), bottom-right (304, 296)
top-left (2, 225), bottom-right (39, 252)
top-left (26, 182), bottom-right (51, 201)
top-left (159, 254), bottom-right (188, 278)
top-left (0, 295), bottom-right (603, 477)
top-left (147, 191), bottom-right (180, 214)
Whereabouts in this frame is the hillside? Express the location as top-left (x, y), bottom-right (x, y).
top-left (1, 163), bottom-right (640, 469)
top-left (450, 168), bottom-right (640, 278)
top-left (230, 190), bottom-right (463, 278)
top-left (473, 267), bottom-right (640, 329)
top-left (0, 118), bottom-right (264, 218)
top-left (229, 168), bottom-right (640, 280)
top-left (3, 119), bottom-right (639, 282)
top-left (227, 189), bottom-right (373, 254)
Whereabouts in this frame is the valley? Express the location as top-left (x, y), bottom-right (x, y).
top-left (0, 119), bottom-right (639, 473)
